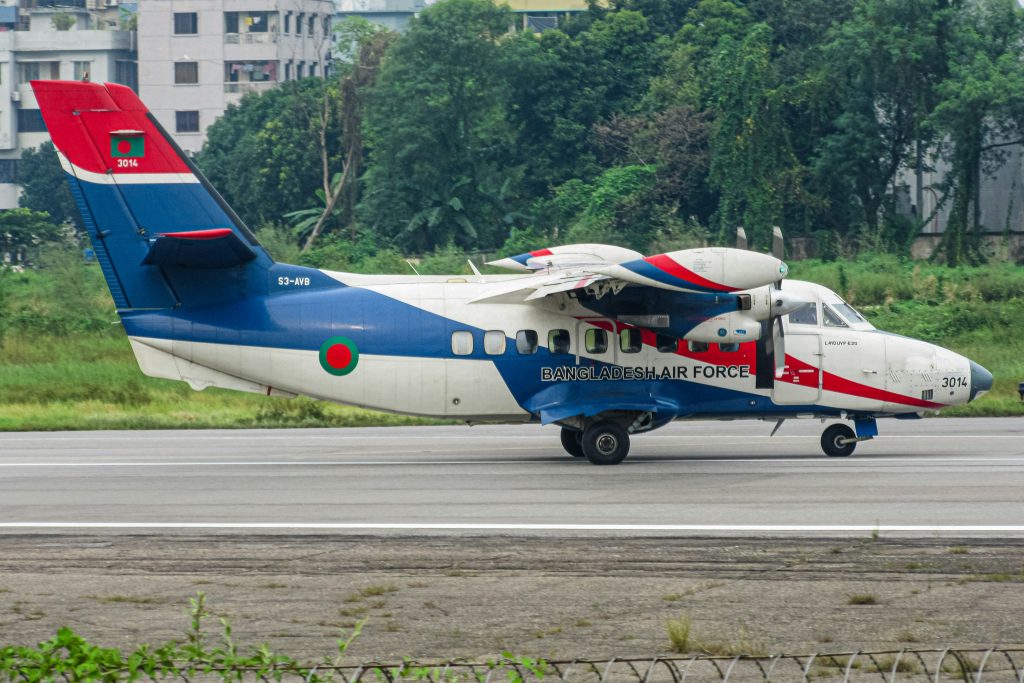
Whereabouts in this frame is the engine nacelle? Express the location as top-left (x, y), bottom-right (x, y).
top-left (601, 248), bottom-right (788, 293)
top-left (684, 311), bottom-right (764, 344)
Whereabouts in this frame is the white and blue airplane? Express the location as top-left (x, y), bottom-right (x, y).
top-left (33, 79), bottom-right (993, 464)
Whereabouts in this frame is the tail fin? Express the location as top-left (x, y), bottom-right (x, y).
top-left (32, 79), bottom-right (274, 311)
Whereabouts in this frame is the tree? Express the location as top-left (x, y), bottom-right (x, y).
top-left (0, 208), bottom-right (63, 266)
top-left (707, 24), bottom-right (802, 248)
top-left (359, 0), bottom-right (520, 251)
top-left (930, 0), bottom-right (1024, 264)
top-left (195, 79), bottom-right (344, 232)
top-left (813, 0), bottom-right (949, 249)
top-left (18, 143), bottom-right (77, 229)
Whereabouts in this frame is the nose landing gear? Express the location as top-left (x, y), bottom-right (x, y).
top-left (821, 423), bottom-right (857, 457)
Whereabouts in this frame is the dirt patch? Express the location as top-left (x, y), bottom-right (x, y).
top-left (0, 535), bottom-right (1021, 661)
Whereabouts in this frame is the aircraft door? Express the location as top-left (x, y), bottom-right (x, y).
top-left (772, 315), bottom-right (822, 405)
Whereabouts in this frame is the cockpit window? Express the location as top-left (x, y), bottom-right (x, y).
top-left (822, 304), bottom-right (848, 328)
top-left (833, 302), bottom-right (867, 325)
top-left (788, 303), bottom-right (818, 326)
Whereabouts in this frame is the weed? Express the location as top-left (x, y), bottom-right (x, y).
top-left (574, 619), bottom-right (592, 628)
top-left (666, 613), bottom-right (693, 653)
top-left (847, 594), bottom-right (879, 605)
top-left (339, 606), bottom-right (367, 617)
top-left (948, 546), bottom-right (969, 554)
top-left (261, 582), bottom-right (287, 589)
top-left (662, 593), bottom-right (685, 602)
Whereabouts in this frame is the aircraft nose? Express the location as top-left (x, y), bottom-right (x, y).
top-left (969, 360), bottom-right (993, 401)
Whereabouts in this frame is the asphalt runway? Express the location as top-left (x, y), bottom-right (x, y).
top-left (1, 417), bottom-right (1023, 535)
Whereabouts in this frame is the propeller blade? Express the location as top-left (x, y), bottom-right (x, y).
top-left (773, 315), bottom-right (786, 377)
top-left (735, 226), bottom-right (748, 251)
top-left (772, 226), bottom-right (784, 260)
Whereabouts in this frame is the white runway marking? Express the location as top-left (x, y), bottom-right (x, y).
top-left (1, 456), bottom-right (1023, 467)
top-left (1, 522), bottom-right (1023, 533)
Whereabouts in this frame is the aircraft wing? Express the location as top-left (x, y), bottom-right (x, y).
top-left (476, 243), bottom-right (790, 303)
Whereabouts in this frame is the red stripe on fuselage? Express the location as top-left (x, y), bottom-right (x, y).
top-left (643, 254), bottom-right (737, 292)
top-left (779, 354), bottom-right (945, 409)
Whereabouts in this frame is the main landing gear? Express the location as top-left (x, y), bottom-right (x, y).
top-left (560, 422), bottom-right (631, 465)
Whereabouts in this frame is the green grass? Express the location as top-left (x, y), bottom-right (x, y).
top-left (2, 252), bottom-right (1023, 430)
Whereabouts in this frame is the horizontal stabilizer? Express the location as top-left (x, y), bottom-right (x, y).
top-left (143, 228), bottom-right (256, 269)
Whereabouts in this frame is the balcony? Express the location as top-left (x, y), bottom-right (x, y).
top-left (223, 81), bottom-right (276, 94)
top-left (224, 31), bottom-right (278, 45)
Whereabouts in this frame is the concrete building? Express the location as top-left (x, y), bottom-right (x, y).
top-left (0, 1), bottom-right (136, 208)
top-left (138, 0), bottom-right (334, 153)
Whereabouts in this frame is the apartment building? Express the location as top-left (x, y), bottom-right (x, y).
top-left (0, 1), bottom-right (136, 209)
top-left (138, 0), bottom-right (333, 153)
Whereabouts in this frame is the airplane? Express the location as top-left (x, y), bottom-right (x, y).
top-left (32, 79), bottom-right (993, 465)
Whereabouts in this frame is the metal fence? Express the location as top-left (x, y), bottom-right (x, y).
top-left (176, 650), bottom-right (1024, 683)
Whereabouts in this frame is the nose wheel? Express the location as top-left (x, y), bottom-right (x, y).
top-left (821, 423), bottom-right (857, 457)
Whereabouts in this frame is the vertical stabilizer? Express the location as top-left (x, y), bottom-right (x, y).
top-left (32, 80), bottom-right (274, 311)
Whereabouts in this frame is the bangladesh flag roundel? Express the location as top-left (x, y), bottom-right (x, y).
top-left (319, 336), bottom-right (359, 376)
top-left (111, 135), bottom-right (145, 158)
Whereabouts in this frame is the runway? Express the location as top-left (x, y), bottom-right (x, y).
top-left (1, 417), bottom-right (1023, 535)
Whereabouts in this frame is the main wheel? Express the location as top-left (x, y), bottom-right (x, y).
top-left (582, 420), bottom-right (630, 466)
top-left (821, 423), bottom-right (857, 457)
top-left (560, 427), bottom-right (585, 458)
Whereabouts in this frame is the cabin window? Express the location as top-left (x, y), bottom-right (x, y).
top-left (585, 328), bottom-right (608, 354)
top-left (548, 329), bottom-right (571, 354)
top-left (483, 330), bottom-right (506, 355)
top-left (822, 304), bottom-right (848, 328)
top-left (451, 330), bottom-right (473, 356)
top-left (688, 340), bottom-right (709, 353)
top-left (718, 342), bottom-right (740, 352)
top-left (788, 304), bottom-right (818, 326)
top-left (619, 328), bottom-right (642, 354)
top-left (656, 334), bottom-right (677, 353)
top-left (516, 330), bottom-right (538, 354)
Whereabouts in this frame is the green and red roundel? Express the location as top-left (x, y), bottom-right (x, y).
top-left (319, 336), bottom-right (359, 376)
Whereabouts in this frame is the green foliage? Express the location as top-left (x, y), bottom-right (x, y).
top-left (360, 0), bottom-right (519, 252)
top-left (196, 79), bottom-right (343, 230)
top-left (0, 596), bottom-right (549, 682)
top-left (0, 208), bottom-right (65, 266)
top-left (50, 11), bottom-right (75, 30)
top-left (18, 142), bottom-right (78, 229)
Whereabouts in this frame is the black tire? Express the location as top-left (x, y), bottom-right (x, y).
top-left (582, 421), bottom-right (630, 466)
top-left (821, 423), bottom-right (857, 457)
top-left (560, 427), bottom-right (585, 458)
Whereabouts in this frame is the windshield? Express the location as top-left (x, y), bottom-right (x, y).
top-left (833, 302), bottom-right (868, 325)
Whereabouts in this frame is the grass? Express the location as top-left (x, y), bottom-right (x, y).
top-left (2, 252), bottom-right (1023, 430)
top-left (847, 594), bottom-right (879, 605)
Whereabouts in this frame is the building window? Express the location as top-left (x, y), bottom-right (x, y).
top-left (323, 15), bottom-right (330, 35)
top-left (619, 328), bottom-right (642, 353)
top-left (174, 62), bottom-right (199, 85)
top-left (296, 13), bottom-right (304, 34)
top-left (516, 330), bottom-right (537, 355)
top-left (17, 109), bottom-right (46, 133)
top-left (175, 111), bottom-right (199, 133)
top-left (296, 62), bottom-right (304, 79)
top-left (73, 61), bottom-right (91, 81)
top-left (483, 331), bottom-right (506, 355)
top-left (18, 61), bottom-right (60, 82)
top-left (173, 12), bottom-right (198, 34)
top-left (114, 60), bottom-right (138, 91)
top-left (283, 12), bottom-right (290, 34)
top-left (308, 14), bottom-right (315, 35)
top-left (0, 159), bottom-right (17, 183)
top-left (548, 329), bottom-right (570, 354)
top-left (0, 64), bottom-right (5, 86)
top-left (284, 62), bottom-right (291, 81)
top-left (224, 61), bottom-right (278, 91)
top-left (451, 331), bottom-right (473, 356)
